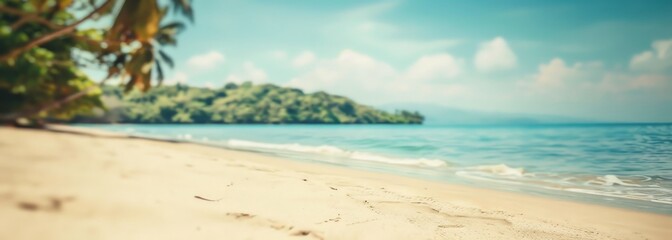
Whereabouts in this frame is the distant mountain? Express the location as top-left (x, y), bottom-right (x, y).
top-left (380, 103), bottom-right (589, 125)
top-left (73, 83), bottom-right (424, 124)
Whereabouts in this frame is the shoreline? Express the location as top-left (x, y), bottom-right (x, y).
top-left (1, 126), bottom-right (670, 239)
top-left (68, 124), bottom-right (672, 215)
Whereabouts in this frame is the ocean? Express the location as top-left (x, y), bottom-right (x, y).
top-left (77, 123), bottom-right (672, 214)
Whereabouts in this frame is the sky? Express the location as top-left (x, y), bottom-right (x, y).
top-left (114, 0), bottom-right (672, 122)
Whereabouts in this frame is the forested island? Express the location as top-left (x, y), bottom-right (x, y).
top-left (75, 82), bottom-right (424, 124)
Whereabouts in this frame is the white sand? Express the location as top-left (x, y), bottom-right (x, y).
top-left (0, 127), bottom-right (670, 239)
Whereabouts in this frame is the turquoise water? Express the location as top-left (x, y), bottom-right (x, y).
top-left (78, 124), bottom-right (672, 214)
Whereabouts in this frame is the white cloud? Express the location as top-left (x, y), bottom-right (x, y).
top-left (629, 39), bottom-right (672, 72)
top-left (598, 73), bottom-right (669, 93)
top-left (534, 58), bottom-right (578, 87)
top-left (496, 57), bottom-right (672, 121)
top-left (287, 49), bottom-right (395, 93)
top-left (292, 51), bottom-right (316, 68)
top-left (287, 49), bottom-right (466, 104)
top-left (528, 57), bottom-right (667, 94)
top-left (630, 75), bottom-right (668, 89)
top-left (225, 61), bottom-right (267, 84)
top-left (474, 37), bottom-right (517, 72)
top-left (187, 51), bottom-right (225, 70)
top-left (284, 48), bottom-right (670, 121)
top-left (405, 54), bottom-right (464, 81)
top-left (655, 40), bottom-right (672, 58)
top-left (164, 71), bottom-right (188, 85)
top-left (528, 58), bottom-right (605, 89)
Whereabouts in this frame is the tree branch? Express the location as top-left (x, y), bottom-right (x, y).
top-left (35, 78), bottom-right (110, 116)
top-left (0, 77), bottom-right (111, 121)
top-left (0, 6), bottom-right (58, 30)
top-left (0, 0), bottom-right (115, 62)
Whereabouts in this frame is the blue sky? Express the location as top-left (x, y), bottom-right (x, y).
top-left (116, 0), bottom-right (672, 121)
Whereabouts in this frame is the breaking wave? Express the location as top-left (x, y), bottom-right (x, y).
top-left (226, 139), bottom-right (448, 168)
top-left (456, 165), bottom-right (672, 205)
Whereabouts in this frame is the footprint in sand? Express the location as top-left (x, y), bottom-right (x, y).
top-left (224, 212), bottom-right (324, 239)
top-left (16, 196), bottom-right (75, 212)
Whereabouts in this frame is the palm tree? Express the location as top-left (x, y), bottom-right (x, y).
top-left (95, 0), bottom-right (194, 92)
top-left (0, 0), bottom-right (194, 121)
top-left (153, 22), bottom-right (186, 86)
top-left (111, 21), bottom-right (187, 92)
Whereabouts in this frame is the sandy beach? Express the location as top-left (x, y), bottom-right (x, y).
top-left (0, 126), bottom-right (670, 240)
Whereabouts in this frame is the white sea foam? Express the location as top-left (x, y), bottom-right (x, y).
top-left (226, 139), bottom-right (448, 168)
top-left (454, 164), bottom-right (530, 186)
top-left (227, 139), bottom-right (347, 154)
top-left (455, 170), bottom-right (524, 185)
top-left (349, 152), bottom-right (447, 168)
top-left (456, 165), bottom-right (672, 205)
top-left (563, 188), bottom-right (672, 205)
top-left (475, 164), bottom-right (526, 177)
top-left (589, 175), bottom-right (641, 187)
top-left (459, 164), bottom-right (527, 177)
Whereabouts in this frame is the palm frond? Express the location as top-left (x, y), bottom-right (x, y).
top-left (108, 0), bottom-right (161, 42)
top-left (154, 21), bottom-right (185, 46)
top-left (158, 50), bottom-right (174, 68)
top-left (155, 60), bottom-right (165, 86)
top-left (171, 0), bottom-right (194, 23)
top-left (160, 21), bottom-right (186, 33)
top-left (122, 44), bottom-right (155, 92)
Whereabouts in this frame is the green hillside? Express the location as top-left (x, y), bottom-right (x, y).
top-left (78, 82), bottom-right (423, 124)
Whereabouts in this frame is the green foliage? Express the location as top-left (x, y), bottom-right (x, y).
top-left (0, 0), bottom-right (193, 121)
top-left (80, 82), bottom-right (424, 124)
top-left (0, 0), bottom-right (102, 120)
